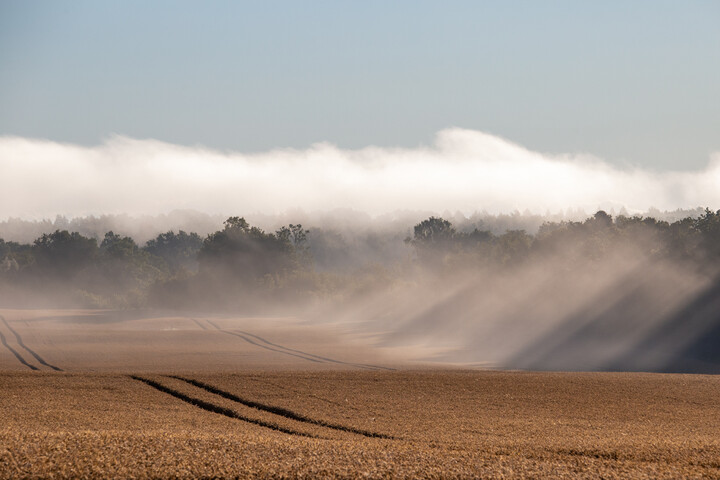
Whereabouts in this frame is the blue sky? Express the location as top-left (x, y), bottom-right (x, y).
top-left (1, 0), bottom-right (719, 170)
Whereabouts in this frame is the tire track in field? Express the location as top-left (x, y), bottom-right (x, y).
top-left (0, 328), bottom-right (38, 371)
top-left (170, 376), bottom-right (395, 439)
top-left (204, 319), bottom-right (394, 371)
top-left (205, 320), bottom-right (323, 364)
top-left (235, 329), bottom-right (395, 371)
top-left (190, 318), bottom-right (208, 330)
top-left (0, 316), bottom-right (63, 371)
top-left (129, 375), bottom-right (320, 438)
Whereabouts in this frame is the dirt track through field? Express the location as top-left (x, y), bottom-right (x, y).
top-left (129, 375), bottom-right (320, 438)
top-left (0, 316), bottom-right (62, 371)
top-left (203, 319), bottom-right (393, 371)
top-left (170, 375), bottom-right (394, 439)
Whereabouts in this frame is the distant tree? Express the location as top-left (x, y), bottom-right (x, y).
top-left (409, 217), bottom-right (456, 246)
top-left (198, 217), bottom-right (295, 283)
top-left (495, 230), bottom-right (533, 264)
top-left (466, 228), bottom-right (494, 244)
top-left (590, 210), bottom-right (613, 228)
top-left (694, 209), bottom-right (720, 258)
top-left (665, 216), bottom-right (699, 260)
top-left (0, 238), bottom-right (20, 274)
top-left (144, 230), bottom-right (203, 273)
top-left (406, 217), bottom-right (459, 265)
top-left (0, 239), bottom-right (34, 275)
top-left (276, 224), bottom-right (310, 265)
top-left (32, 230), bottom-right (98, 277)
top-left (276, 224), bottom-right (308, 249)
top-left (95, 231), bottom-right (167, 294)
top-left (100, 231), bottom-right (139, 259)
top-left (224, 216), bottom-right (250, 232)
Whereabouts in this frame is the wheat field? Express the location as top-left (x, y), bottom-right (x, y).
top-left (1, 310), bottom-right (719, 478)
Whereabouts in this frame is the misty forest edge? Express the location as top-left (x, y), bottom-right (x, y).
top-left (1, 208), bottom-right (719, 311)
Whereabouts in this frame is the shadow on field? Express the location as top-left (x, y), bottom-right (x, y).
top-left (507, 278), bottom-right (720, 373)
top-left (621, 279), bottom-right (720, 373)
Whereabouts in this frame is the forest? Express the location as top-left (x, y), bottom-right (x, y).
top-left (1, 208), bottom-right (719, 311)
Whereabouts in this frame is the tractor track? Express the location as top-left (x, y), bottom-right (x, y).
top-left (205, 320), bottom-right (323, 364)
top-left (190, 318), bottom-right (208, 330)
top-left (0, 316), bottom-right (62, 371)
top-left (169, 375), bottom-right (395, 439)
top-left (235, 329), bottom-right (395, 371)
top-left (130, 375), bottom-right (320, 438)
top-left (203, 319), bottom-right (393, 371)
top-left (0, 328), bottom-right (38, 370)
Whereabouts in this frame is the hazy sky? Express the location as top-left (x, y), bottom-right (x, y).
top-left (2, 0), bottom-right (719, 171)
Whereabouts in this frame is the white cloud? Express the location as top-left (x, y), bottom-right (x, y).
top-left (1, 128), bottom-right (719, 218)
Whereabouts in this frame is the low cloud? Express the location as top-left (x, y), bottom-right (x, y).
top-left (1, 128), bottom-right (719, 218)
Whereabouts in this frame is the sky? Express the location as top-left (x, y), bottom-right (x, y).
top-left (1, 0), bottom-right (719, 218)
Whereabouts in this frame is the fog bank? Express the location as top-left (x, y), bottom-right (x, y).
top-left (2, 128), bottom-right (719, 218)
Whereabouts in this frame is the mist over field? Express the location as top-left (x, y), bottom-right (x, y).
top-left (2, 203), bottom-right (719, 373)
top-left (2, 128), bottom-right (720, 218)
top-left (2, 129), bottom-right (720, 373)
top-left (2, 130), bottom-right (720, 374)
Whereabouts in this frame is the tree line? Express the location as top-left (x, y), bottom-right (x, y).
top-left (1, 209), bottom-right (719, 309)
top-left (407, 209), bottom-right (720, 269)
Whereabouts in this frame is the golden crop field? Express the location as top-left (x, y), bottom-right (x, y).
top-left (1, 310), bottom-right (719, 478)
